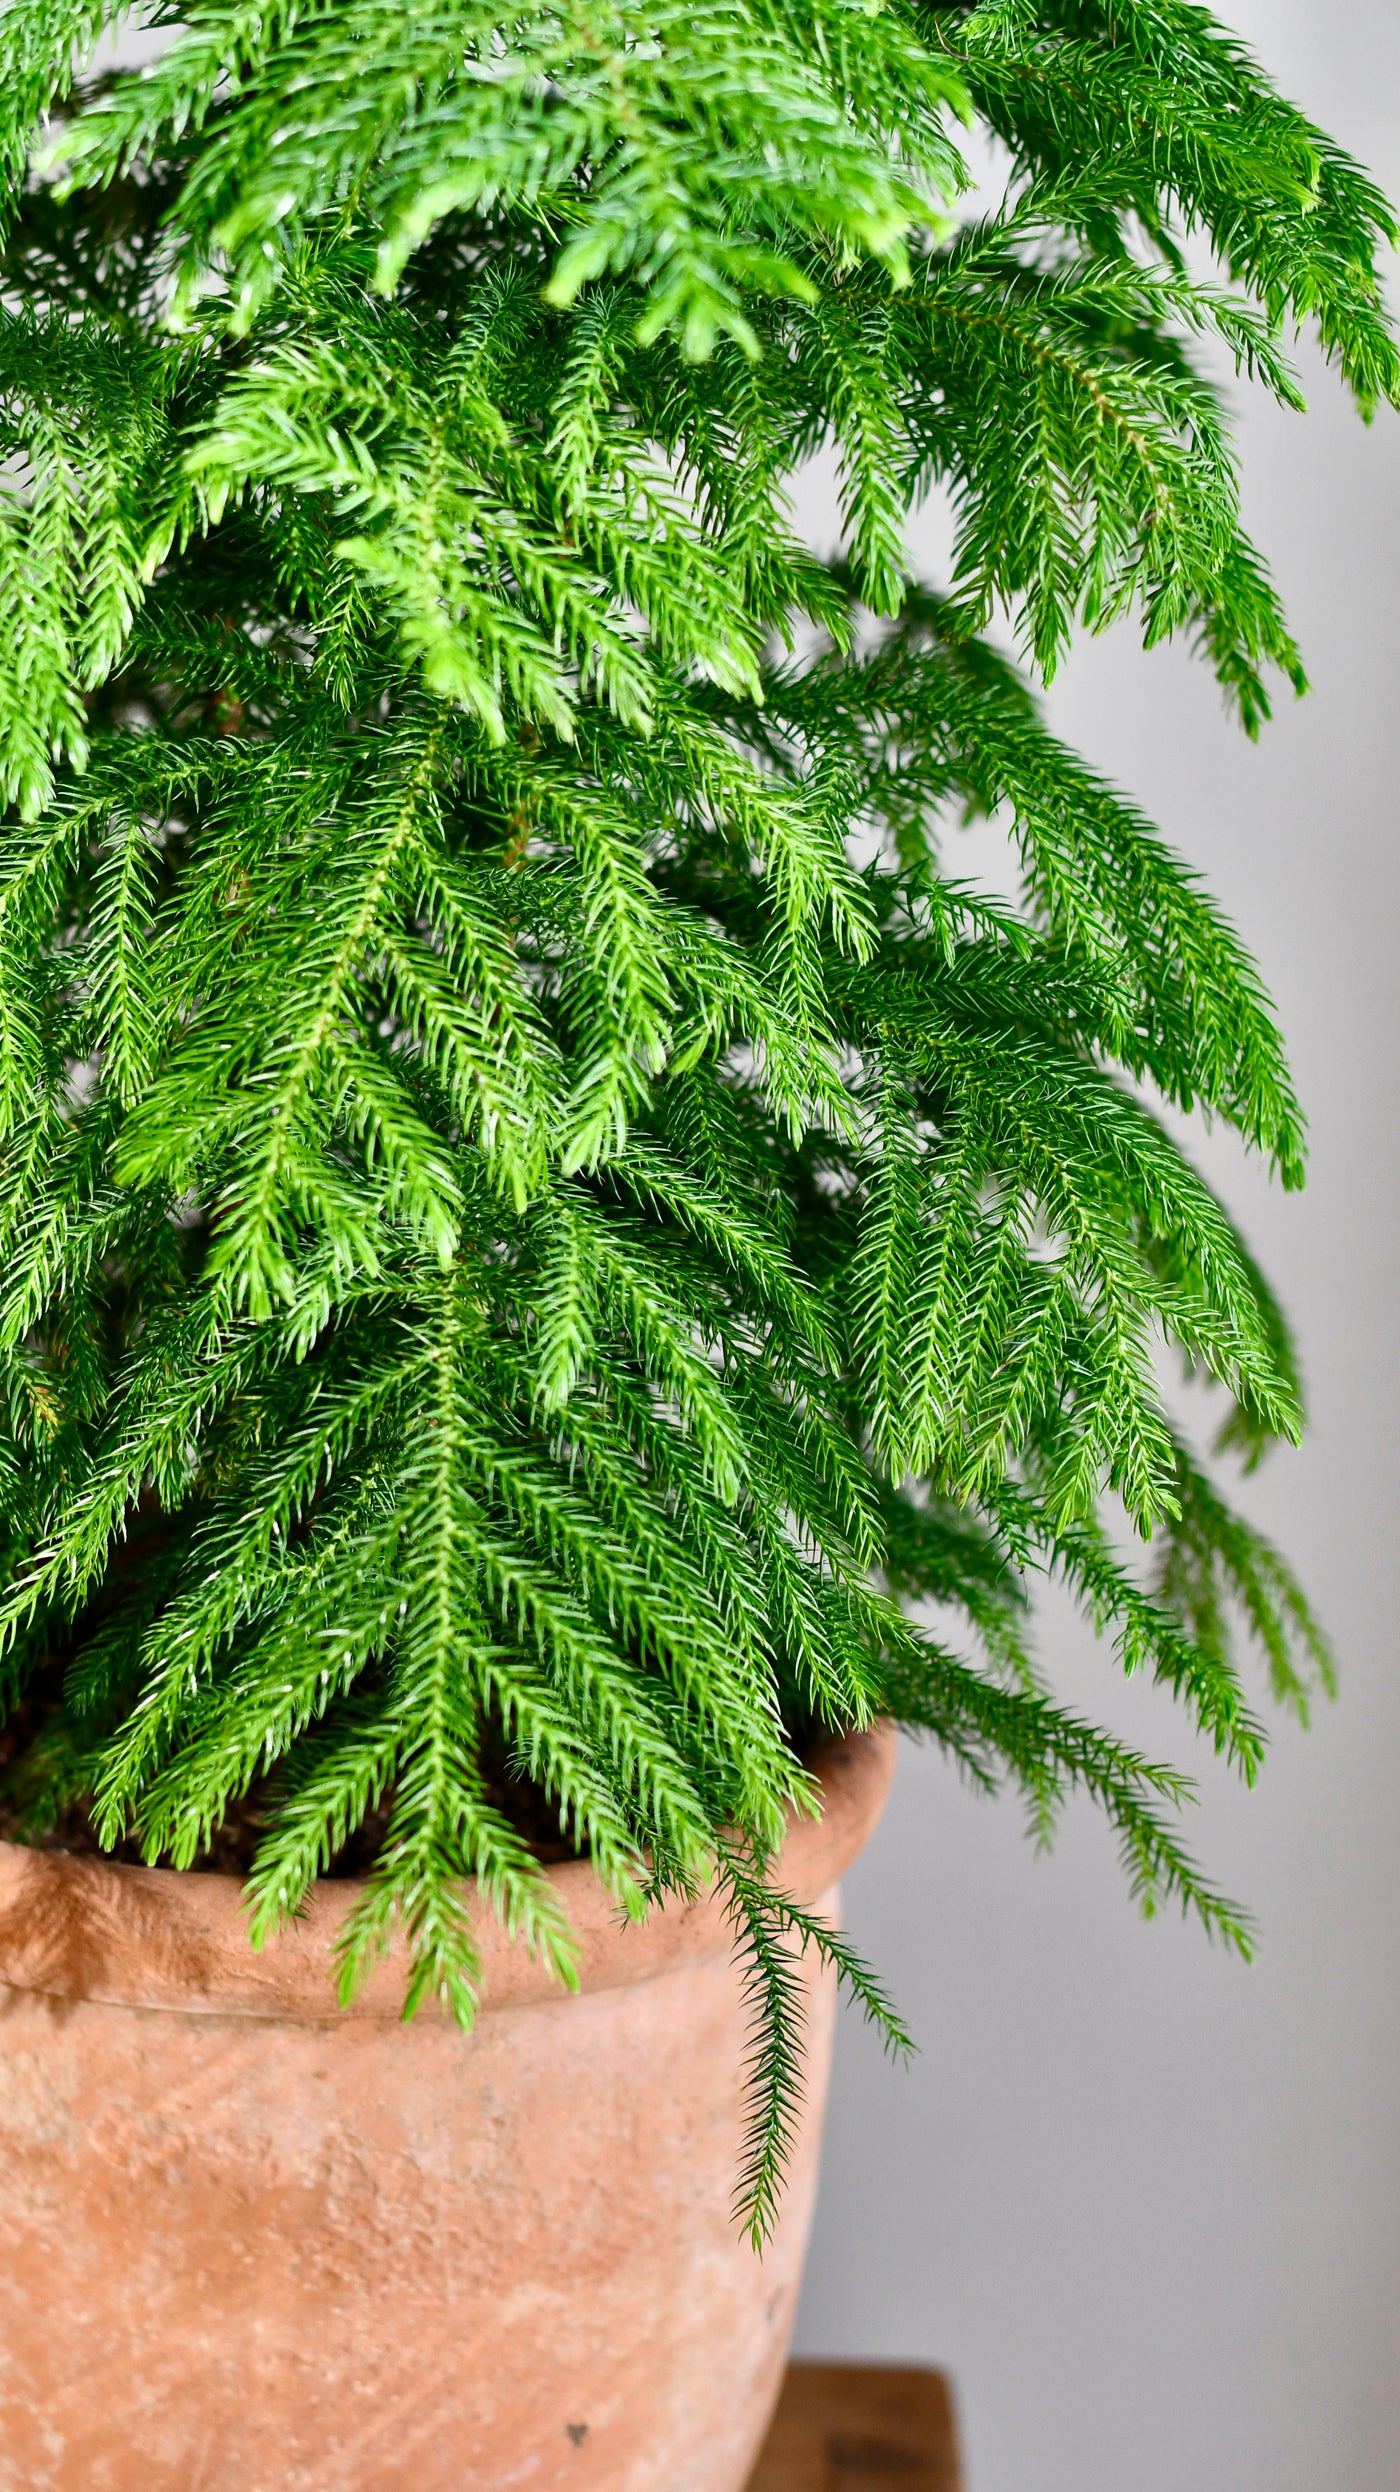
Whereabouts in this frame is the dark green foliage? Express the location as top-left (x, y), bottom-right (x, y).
top-left (0, 0), bottom-right (1386, 2234)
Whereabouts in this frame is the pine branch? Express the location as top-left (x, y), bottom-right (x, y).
top-left (718, 1837), bottom-right (914, 2249)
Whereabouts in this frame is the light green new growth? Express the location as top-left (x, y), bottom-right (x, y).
top-left (0, 0), bottom-right (1389, 2240)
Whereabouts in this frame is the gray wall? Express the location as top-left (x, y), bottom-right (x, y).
top-left (792, 7), bottom-right (1400, 2487)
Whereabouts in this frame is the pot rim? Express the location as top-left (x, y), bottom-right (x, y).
top-left (0, 1722), bottom-right (896, 2024)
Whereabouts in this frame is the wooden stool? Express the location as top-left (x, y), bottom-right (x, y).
top-left (747, 2362), bottom-right (964, 2490)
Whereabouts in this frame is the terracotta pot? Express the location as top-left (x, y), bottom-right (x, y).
top-left (0, 1722), bottom-right (894, 2492)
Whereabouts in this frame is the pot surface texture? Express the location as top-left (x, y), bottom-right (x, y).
top-left (0, 1723), bottom-right (894, 2492)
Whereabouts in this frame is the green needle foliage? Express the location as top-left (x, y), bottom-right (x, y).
top-left (0, 0), bottom-right (1388, 2238)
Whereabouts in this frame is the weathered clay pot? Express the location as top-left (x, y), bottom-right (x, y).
top-left (0, 1723), bottom-right (894, 2492)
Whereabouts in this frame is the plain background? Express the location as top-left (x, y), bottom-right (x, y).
top-left (791, 6), bottom-right (1400, 2488)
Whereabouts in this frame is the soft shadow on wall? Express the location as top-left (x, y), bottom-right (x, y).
top-left (791, 8), bottom-right (1400, 2492)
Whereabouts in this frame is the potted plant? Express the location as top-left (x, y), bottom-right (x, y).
top-left (0, 2), bottom-right (1390, 2484)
